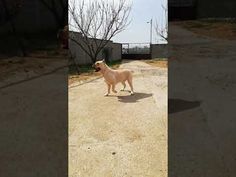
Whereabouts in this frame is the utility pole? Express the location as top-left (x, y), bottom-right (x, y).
top-left (147, 18), bottom-right (153, 44)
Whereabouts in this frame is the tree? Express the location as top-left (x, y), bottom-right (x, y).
top-left (0, 0), bottom-right (26, 56)
top-left (69, 0), bottom-right (132, 63)
top-left (0, 0), bottom-right (22, 26)
top-left (155, 3), bottom-right (168, 43)
top-left (57, 25), bottom-right (68, 49)
top-left (38, 0), bottom-right (68, 28)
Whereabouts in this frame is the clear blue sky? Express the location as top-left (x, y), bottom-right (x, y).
top-left (113, 0), bottom-right (167, 44)
top-left (69, 0), bottom-right (167, 44)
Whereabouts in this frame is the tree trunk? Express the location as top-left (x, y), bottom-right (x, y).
top-left (91, 57), bottom-right (96, 63)
top-left (92, 53), bottom-right (99, 63)
top-left (39, 0), bottom-right (67, 29)
top-left (1, 0), bottom-right (27, 56)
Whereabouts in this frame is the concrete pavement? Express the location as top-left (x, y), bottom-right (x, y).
top-left (169, 22), bottom-right (236, 177)
top-left (0, 58), bottom-right (68, 177)
top-left (69, 60), bottom-right (167, 177)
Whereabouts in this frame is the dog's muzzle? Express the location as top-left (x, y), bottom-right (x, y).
top-left (92, 64), bottom-right (101, 72)
top-left (94, 67), bottom-right (101, 72)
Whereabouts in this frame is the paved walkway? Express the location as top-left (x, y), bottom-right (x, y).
top-left (0, 59), bottom-right (68, 177)
top-left (169, 22), bottom-right (236, 177)
top-left (69, 60), bottom-right (167, 177)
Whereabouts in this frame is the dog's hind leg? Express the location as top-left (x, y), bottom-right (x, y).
top-left (112, 84), bottom-right (117, 93)
top-left (104, 83), bottom-right (111, 96)
top-left (127, 76), bottom-right (134, 95)
top-left (121, 82), bottom-right (126, 91)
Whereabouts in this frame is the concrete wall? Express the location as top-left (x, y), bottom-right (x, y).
top-left (169, 0), bottom-right (236, 20)
top-left (151, 44), bottom-right (168, 59)
top-left (0, 0), bottom-right (65, 34)
top-left (111, 43), bottom-right (122, 62)
top-left (69, 32), bottom-right (122, 65)
top-left (197, 0), bottom-right (236, 18)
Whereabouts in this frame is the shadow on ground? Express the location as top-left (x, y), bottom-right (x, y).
top-left (117, 92), bottom-right (153, 103)
top-left (168, 99), bottom-right (201, 114)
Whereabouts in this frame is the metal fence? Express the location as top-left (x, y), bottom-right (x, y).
top-left (122, 43), bottom-right (150, 54)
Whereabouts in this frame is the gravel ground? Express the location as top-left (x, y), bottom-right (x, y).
top-left (69, 60), bottom-right (167, 177)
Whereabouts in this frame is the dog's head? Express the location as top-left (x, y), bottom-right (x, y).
top-left (92, 59), bottom-right (106, 72)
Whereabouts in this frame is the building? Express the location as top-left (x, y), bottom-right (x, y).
top-left (0, 0), bottom-right (66, 34)
top-left (69, 32), bottom-right (122, 65)
top-left (169, 0), bottom-right (196, 20)
top-left (169, 0), bottom-right (236, 20)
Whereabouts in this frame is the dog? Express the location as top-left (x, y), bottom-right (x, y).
top-left (92, 60), bottom-right (134, 96)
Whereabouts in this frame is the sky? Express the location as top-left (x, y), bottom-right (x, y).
top-left (69, 0), bottom-right (168, 44)
top-left (113, 0), bottom-right (168, 44)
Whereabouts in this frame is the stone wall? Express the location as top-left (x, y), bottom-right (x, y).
top-left (151, 44), bottom-right (168, 59)
top-left (169, 0), bottom-right (236, 20)
top-left (0, 0), bottom-right (66, 34)
top-left (197, 0), bottom-right (236, 18)
top-left (111, 43), bottom-right (122, 62)
top-left (69, 32), bottom-right (122, 65)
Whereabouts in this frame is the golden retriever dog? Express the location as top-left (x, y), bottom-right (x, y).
top-left (92, 60), bottom-right (134, 96)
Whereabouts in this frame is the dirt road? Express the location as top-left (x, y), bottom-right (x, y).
top-left (0, 58), bottom-right (68, 177)
top-left (169, 22), bottom-right (236, 177)
top-left (69, 60), bottom-right (167, 177)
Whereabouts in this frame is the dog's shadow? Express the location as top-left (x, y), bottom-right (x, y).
top-left (117, 92), bottom-right (153, 103)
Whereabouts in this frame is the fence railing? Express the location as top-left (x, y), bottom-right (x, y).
top-left (122, 43), bottom-right (150, 54)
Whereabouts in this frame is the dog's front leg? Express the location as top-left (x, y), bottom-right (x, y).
top-left (121, 82), bottom-right (126, 91)
top-left (104, 83), bottom-right (111, 96)
top-left (112, 84), bottom-right (117, 93)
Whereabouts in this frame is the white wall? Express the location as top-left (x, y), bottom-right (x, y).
top-left (151, 44), bottom-right (168, 58)
top-left (69, 32), bottom-right (122, 65)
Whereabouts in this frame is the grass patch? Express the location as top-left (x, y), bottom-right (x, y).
top-left (176, 20), bottom-right (236, 40)
top-left (76, 64), bottom-right (94, 73)
top-left (69, 59), bottom-right (122, 74)
top-left (68, 59), bottom-right (122, 85)
top-left (106, 60), bottom-right (122, 69)
top-left (0, 33), bottom-right (60, 58)
top-left (142, 58), bottom-right (168, 68)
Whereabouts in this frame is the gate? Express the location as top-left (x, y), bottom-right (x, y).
top-left (122, 43), bottom-right (151, 59)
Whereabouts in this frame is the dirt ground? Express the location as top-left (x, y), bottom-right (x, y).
top-left (0, 50), bottom-right (68, 176)
top-left (68, 59), bottom-right (167, 85)
top-left (0, 50), bottom-right (68, 90)
top-left (68, 61), bottom-right (122, 85)
top-left (142, 59), bottom-right (168, 68)
top-left (169, 21), bottom-right (236, 176)
top-left (68, 72), bottom-right (101, 86)
top-left (174, 20), bottom-right (236, 40)
top-left (69, 60), bottom-right (167, 177)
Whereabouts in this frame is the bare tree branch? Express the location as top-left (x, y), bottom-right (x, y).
top-left (69, 0), bottom-right (132, 63)
top-left (0, 0), bottom-right (22, 26)
top-left (155, 2), bottom-right (168, 43)
top-left (38, 0), bottom-right (67, 28)
top-left (0, 0), bottom-right (27, 56)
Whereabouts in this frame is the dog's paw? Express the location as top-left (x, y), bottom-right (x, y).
top-left (104, 93), bottom-right (109, 96)
top-left (130, 91), bottom-right (134, 95)
top-left (112, 90), bottom-right (117, 93)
